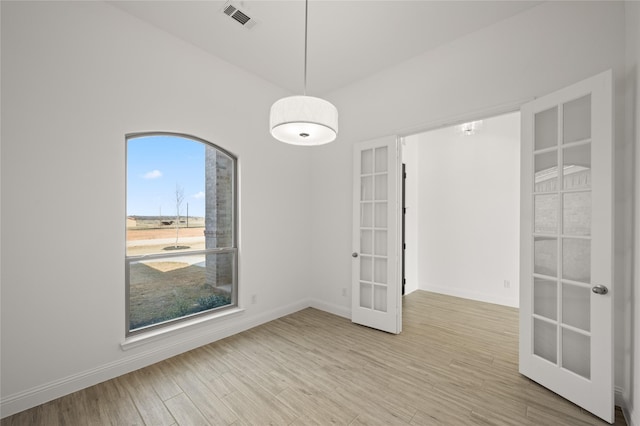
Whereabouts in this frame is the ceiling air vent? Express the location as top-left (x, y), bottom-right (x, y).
top-left (222, 2), bottom-right (257, 29)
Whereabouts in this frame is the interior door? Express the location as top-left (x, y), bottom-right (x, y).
top-left (519, 70), bottom-right (613, 423)
top-left (352, 136), bottom-right (402, 334)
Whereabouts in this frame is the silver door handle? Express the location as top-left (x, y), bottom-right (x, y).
top-left (591, 285), bottom-right (608, 295)
top-left (352, 252), bottom-right (358, 258)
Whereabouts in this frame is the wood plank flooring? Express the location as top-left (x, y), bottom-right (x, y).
top-left (1, 291), bottom-right (628, 425)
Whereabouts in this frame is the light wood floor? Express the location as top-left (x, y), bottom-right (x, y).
top-left (2, 291), bottom-right (627, 425)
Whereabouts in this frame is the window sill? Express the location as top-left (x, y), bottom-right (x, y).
top-left (121, 307), bottom-right (245, 351)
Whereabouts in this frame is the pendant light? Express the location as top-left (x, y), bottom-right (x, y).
top-left (269, 0), bottom-right (338, 145)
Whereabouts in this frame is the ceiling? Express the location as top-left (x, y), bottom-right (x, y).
top-left (109, 1), bottom-right (542, 96)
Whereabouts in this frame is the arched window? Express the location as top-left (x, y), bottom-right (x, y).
top-left (125, 133), bottom-right (237, 336)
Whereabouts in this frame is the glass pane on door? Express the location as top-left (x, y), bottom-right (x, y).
top-left (563, 144), bottom-right (591, 190)
top-left (535, 107), bottom-right (558, 150)
top-left (562, 239), bottom-right (591, 283)
top-left (534, 237), bottom-right (557, 277)
top-left (375, 175), bottom-right (387, 200)
top-left (535, 151), bottom-right (558, 192)
top-left (360, 283), bottom-right (372, 309)
top-left (562, 328), bottom-right (590, 379)
top-left (374, 230), bottom-right (387, 256)
top-left (361, 203), bottom-right (373, 227)
top-left (534, 194), bottom-right (557, 234)
top-left (357, 144), bottom-right (390, 313)
top-left (375, 203), bottom-right (387, 228)
top-left (534, 318), bottom-right (557, 364)
top-left (375, 147), bottom-right (388, 172)
top-left (530, 94), bottom-right (594, 381)
top-left (563, 192), bottom-right (591, 236)
top-left (534, 278), bottom-right (557, 321)
top-left (374, 258), bottom-right (387, 284)
top-left (562, 283), bottom-right (590, 332)
top-left (563, 95), bottom-right (591, 144)
top-left (360, 256), bottom-right (372, 282)
top-left (361, 149), bottom-right (373, 174)
top-left (374, 285), bottom-right (387, 312)
top-left (361, 176), bottom-right (373, 201)
top-left (360, 230), bottom-right (373, 255)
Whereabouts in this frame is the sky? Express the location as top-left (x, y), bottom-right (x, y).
top-left (127, 135), bottom-right (206, 217)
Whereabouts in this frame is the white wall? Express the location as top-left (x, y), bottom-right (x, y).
top-left (309, 0), bottom-right (631, 411)
top-left (626, 2), bottom-right (640, 425)
top-left (0, 1), bottom-right (313, 416)
top-left (405, 113), bottom-right (520, 307)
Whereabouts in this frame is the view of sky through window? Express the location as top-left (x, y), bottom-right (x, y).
top-left (127, 135), bottom-right (206, 217)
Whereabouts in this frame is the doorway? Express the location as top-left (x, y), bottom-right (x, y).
top-left (402, 111), bottom-right (521, 307)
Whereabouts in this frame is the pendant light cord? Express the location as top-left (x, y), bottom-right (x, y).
top-left (303, 0), bottom-right (308, 96)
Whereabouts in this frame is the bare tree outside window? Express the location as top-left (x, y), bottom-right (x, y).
top-left (174, 184), bottom-right (184, 249)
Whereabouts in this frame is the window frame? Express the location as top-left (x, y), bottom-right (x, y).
top-left (125, 131), bottom-right (238, 337)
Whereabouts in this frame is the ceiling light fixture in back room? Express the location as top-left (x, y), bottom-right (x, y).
top-left (269, 0), bottom-right (338, 146)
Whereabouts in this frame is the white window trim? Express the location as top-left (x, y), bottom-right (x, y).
top-left (125, 132), bottom-right (239, 338)
top-left (121, 306), bottom-right (245, 351)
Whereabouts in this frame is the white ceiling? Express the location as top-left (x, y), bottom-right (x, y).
top-left (109, 1), bottom-right (542, 96)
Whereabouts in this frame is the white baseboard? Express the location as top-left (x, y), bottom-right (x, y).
top-left (308, 298), bottom-right (351, 319)
top-left (617, 386), bottom-right (637, 426)
top-left (615, 386), bottom-right (637, 426)
top-left (629, 408), bottom-right (639, 426)
top-left (421, 284), bottom-right (519, 308)
top-left (0, 298), bottom-right (310, 419)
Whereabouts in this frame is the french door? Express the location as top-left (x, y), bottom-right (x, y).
top-left (519, 70), bottom-right (613, 423)
top-left (351, 136), bottom-right (402, 334)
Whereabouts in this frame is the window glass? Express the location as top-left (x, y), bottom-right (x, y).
top-left (126, 134), bottom-right (237, 335)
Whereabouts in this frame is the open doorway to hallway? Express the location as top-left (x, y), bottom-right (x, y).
top-left (402, 111), bottom-right (521, 308)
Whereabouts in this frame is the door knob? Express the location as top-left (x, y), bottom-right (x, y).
top-left (591, 285), bottom-right (609, 295)
top-left (352, 252), bottom-right (358, 258)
